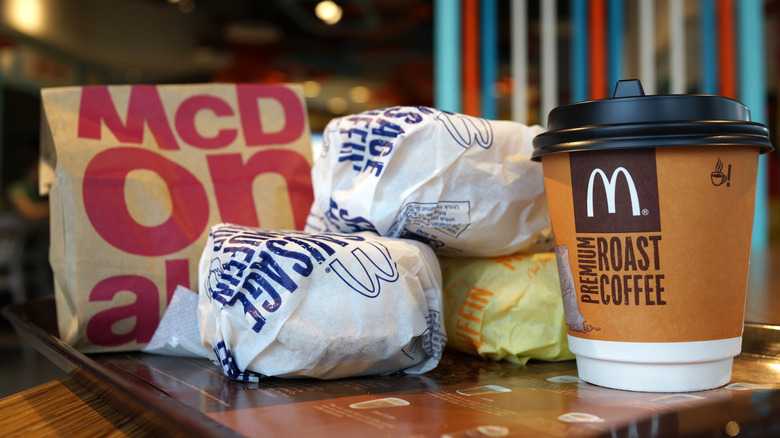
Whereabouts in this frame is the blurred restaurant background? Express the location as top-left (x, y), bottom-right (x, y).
top-left (0, 0), bottom-right (778, 301)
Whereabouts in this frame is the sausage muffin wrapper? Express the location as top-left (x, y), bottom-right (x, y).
top-left (305, 106), bottom-right (552, 257)
top-left (198, 223), bottom-right (447, 380)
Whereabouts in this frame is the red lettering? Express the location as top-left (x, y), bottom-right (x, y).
top-left (83, 147), bottom-right (209, 255)
top-left (78, 86), bottom-right (179, 150)
top-left (175, 95), bottom-right (237, 149)
top-left (237, 84), bottom-right (305, 146)
top-left (207, 150), bottom-right (313, 230)
top-left (86, 275), bottom-right (159, 346)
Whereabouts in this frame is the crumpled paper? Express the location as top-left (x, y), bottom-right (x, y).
top-left (197, 223), bottom-right (447, 381)
top-left (440, 252), bottom-right (574, 364)
top-left (142, 285), bottom-right (208, 358)
top-left (304, 106), bottom-right (553, 258)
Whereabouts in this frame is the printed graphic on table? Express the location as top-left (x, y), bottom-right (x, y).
top-left (104, 347), bottom-right (779, 438)
top-left (542, 147), bottom-right (758, 342)
top-left (202, 366), bottom-right (760, 438)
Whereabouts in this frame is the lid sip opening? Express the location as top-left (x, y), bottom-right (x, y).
top-left (612, 79), bottom-right (645, 98)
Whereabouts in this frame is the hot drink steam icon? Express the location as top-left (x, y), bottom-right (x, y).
top-left (711, 158), bottom-right (731, 187)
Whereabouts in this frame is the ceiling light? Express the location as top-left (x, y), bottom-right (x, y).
top-left (315, 1), bottom-right (343, 26)
top-left (178, 0), bottom-right (195, 14)
top-left (349, 86), bottom-right (370, 104)
top-left (327, 97), bottom-right (348, 114)
top-left (303, 81), bottom-right (322, 98)
top-left (5, 0), bottom-right (45, 35)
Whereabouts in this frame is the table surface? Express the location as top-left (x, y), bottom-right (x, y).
top-left (3, 245), bottom-right (780, 438)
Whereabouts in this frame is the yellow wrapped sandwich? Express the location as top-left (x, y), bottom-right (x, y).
top-left (441, 252), bottom-right (573, 364)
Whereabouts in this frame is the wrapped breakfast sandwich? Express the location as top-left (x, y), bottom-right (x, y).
top-left (197, 223), bottom-right (446, 380)
top-left (305, 106), bottom-right (553, 257)
top-left (440, 252), bottom-right (573, 364)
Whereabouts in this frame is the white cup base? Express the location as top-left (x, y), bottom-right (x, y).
top-left (576, 355), bottom-right (733, 392)
top-left (568, 336), bottom-right (741, 392)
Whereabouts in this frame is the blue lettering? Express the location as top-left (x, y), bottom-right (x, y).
top-left (222, 245), bottom-right (255, 262)
top-left (371, 118), bottom-right (404, 139)
top-left (338, 141), bottom-right (365, 170)
top-left (208, 226), bottom-right (394, 337)
top-left (382, 106), bottom-right (434, 124)
top-left (382, 107), bottom-right (423, 124)
top-left (368, 139), bottom-right (392, 156)
top-left (254, 251), bottom-right (298, 294)
top-left (326, 198), bottom-right (376, 232)
top-left (210, 259), bottom-right (246, 304)
top-left (266, 239), bottom-right (314, 275)
top-left (243, 270), bottom-right (283, 312)
top-left (364, 160), bottom-right (384, 176)
top-left (285, 236), bottom-right (334, 259)
top-left (340, 127), bottom-right (368, 143)
top-left (211, 226), bottom-right (241, 250)
top-left (224, 291), bottom-right (267, 333)
top-left (346, 116), bottom-right (374, 127)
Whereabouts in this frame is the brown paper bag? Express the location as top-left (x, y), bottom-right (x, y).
top-left (40, 83), bottom-right (314, 353)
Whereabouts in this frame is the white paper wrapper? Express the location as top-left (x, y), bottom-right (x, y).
top-left (197, 223), bottom-right (446, 380)
top-left (305, 106), bottom-right (553, 257)
top-left (142, 285), bottom-right (208, 358)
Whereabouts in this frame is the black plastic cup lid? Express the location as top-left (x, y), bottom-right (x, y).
top-left (531, 79), bottom-right (774, 161)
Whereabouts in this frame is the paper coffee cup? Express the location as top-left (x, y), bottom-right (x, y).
top-left (532, 80), bottom-right (774, 392)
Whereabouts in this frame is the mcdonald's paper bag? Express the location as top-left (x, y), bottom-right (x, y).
top-left (40, 83), bottom-right (314, 353)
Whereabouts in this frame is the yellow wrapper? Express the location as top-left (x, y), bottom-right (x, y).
top-left (441, 253), bottom-right (574, 364)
